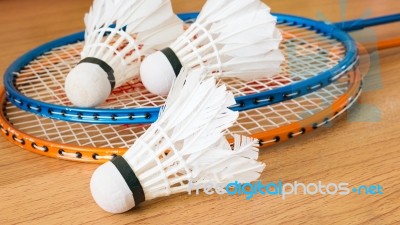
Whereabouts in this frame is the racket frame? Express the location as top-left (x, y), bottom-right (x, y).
top-left (0, 66), bottom-right (362, 163)
top-left (4, 13), bottom-right (358, 124)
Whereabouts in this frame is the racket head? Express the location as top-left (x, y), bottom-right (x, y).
top-left (0, 66), bottom-right (362, 163)
top-left (3, 13), bottom-right (358, 124)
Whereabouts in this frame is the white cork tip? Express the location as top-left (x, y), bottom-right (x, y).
top-left (90, 161), bottom-right (136, 214)
top-left (65, 63), bottom-right (112, 108)
top-left (140, 51), bottom-right (177, 96)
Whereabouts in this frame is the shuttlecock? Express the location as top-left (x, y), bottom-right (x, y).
top-left (140, 0), bottom-right (284, 96)
top-left (65, 0), bottom-right (183, 107)
top-left (90, 69), bottom-right (265, 213)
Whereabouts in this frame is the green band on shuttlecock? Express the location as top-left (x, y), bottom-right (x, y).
top-left (79, 57), bottom-right (116, 91)
top-left (111, 156), bottom-right (145, 205)
top-left (160, 47), bottom-right (183, 77)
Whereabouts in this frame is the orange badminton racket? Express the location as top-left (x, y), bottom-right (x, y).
top-left (0, 65), bottom-right (362, 163)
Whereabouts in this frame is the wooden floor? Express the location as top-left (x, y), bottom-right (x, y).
top-left (0, 0), bottom-right (399, 224)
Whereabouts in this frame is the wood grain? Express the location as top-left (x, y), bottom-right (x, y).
top-left (0, 0), bottom-right (399, 224)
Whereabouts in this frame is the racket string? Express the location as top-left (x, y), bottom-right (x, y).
top-left (8, 68), bottom-right (354, 147)
top-left (1, 16), bottom-right (365, 162)
top-left (10, 68), bottom-right (353, 149)
top-left (5, 72), bottom-right (352, 150)
top-left (258, 84), bottom-right (361, 147)
top-left (13, 22), bottom-right (346, 110)
top-left (1, 72), bottom-right (361, 163)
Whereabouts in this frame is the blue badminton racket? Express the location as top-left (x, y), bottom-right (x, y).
top-left (4, 13), bottom-right (399, 124)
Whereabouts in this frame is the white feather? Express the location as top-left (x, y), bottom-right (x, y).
top-left (66, 0), bottom-right (184, 108)
top-left (172, 0), bottom-right (284, 80)
top-left (122, 68), bottom-right (263, 200)
top-left (140, 0), bottom-right (285, 96)
top-left (91, 68), bottom-right (266, 213)
top-left (189, 135), bottom-right (265, 182)
top-left (198, 0), bottom-right (261, 23)
top-left (179, 0), bottom-right (283, 78)
top-left (84, 0), bottom-right (183, 85)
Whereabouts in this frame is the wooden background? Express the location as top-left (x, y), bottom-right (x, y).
top-left (0, 0), bottom-right (399, 224)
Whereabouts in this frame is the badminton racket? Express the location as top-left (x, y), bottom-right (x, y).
top-left (0, 65), bottom-right (362, 163)
top-left (5, 13), bottom-right (398, 124)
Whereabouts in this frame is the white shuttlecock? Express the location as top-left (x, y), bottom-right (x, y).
top-left (65, 0), bottom-right (183, 107)
top-left (140, 0), bottom-right (284, 96)
top-left (90, 69), bottom-right (265, 213)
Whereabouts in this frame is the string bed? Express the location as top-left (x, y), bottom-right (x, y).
top-left (15, 24), bottom-right (344, 106)
top-left (5, 13), bottom-right (354, 124)
top-left (0, 66), bottom-right (362, 163)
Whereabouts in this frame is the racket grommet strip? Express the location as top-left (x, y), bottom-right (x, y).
top-left (31, 143), bottom-right (48, 152)
top-left (12, 134), bottom-right (25, 145)
top-left (13, 98), bottom-right (23, 106)
top-left (308, 82), bottom-right (324, 91)
top-left (27, 104), bottom-right (41, 113)
top-left (283, 93), bottom-right (289, 99)
top-left (288, 128), bottom-right (306, 138)
top-left (92, 153), bottom-right (99, 160)
top-left (0, 125), bottom-right (9, 136)
top-left (76, 152), bottom-right (83, 159)
top-left (145, 113), bottom-right (152, 120)
top-left (77, 113), bottom-right (83, 120)
top-left (59, 149), bottom-right (83, 159)
top-left (283, 91), bottom-right (301, 99)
